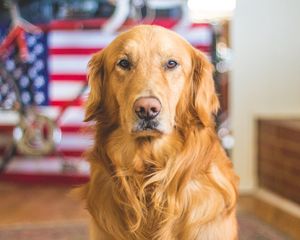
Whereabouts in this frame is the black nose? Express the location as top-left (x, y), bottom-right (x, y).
top-left (134, 97), bottom-right (161, 120)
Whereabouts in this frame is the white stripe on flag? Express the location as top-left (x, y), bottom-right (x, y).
top-left (59, 106), bottom-right (86, 124)
top-left (0, 110), bottom-right (19, 125)
top-left (48, 28), bottom-right (211, 49)
top-left (0, 107), bottom-right (67, 125)
top-left (5, 157), bottom-right (90, 174)
top-left (0, 107), bottom-right (89, 127)
top-left (49, 55), bottom-right (91, 74)
top-left (50, 81), bottom-right (85, 101)
top-left (180, 27), bottom-right (213, 46)
top-left (59, 132), bottom-right (92, 150)
top-left (49, 30), bottom-right (117, 48)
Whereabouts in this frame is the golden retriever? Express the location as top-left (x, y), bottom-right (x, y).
top-left (80, 25), bottom-right (239, 240)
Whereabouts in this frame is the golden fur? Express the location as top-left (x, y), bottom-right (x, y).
top-left (80, 25), bottom-right (239, 240)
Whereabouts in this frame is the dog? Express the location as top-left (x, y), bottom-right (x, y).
top-left (79, 25), bottom-right (239, 240)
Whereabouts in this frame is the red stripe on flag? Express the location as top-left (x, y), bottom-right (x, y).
top-left (194, 45), bottom-right (212, 53)
top-left (40, 18), bottom-right (211, 31)
top-left (55, 150), bottom-right (85, 157)
top-left (60, 125), bottom-right (85, 132)
top-left (0, 150), bottom-right (85, 158)
top-left (40, 18), bottom-right (108, 30)
top-left (49, 48), bottom-right (101, 55)
top-left (190, 23), bottom-right (212, 28)
top-left (50, 74), bottom-right (87, 82)
top-left (42, 18), bottom-right (178, 30)
top-left (0, 125), bottom-right (89, 137)
top-left (0, 172), bottom-right (89, 185)
top-left (137, 18), bottom-right (178, 29)
top-left (0, 125), bottom-right (14, 132)
top-left (49, 99), bottom-right (84, 107)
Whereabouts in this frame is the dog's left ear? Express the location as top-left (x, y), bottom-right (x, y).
top-left (84, 50), bottom-right (105, 122)
top-left (191, 49), bottom-right (220, 126)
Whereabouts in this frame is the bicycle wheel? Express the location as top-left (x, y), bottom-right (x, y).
top-left (14, 109), bottom-right (62, 156)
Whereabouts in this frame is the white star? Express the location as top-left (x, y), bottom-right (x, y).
top-left (29, 68), bottom-right (37, 78)
top-left (34, 76), bottom-right (45, 88)
top-left (13, 68), bottom-right (23, 79)
top-left (20, 76), bottom-right (30, 88)
top-left (34, 44), bottom-right (44, 55)
top-left (35, 92), bottom-right (45, 104)
top-left (28, 53), bottom-right (36, 63)
top-left (4, 98), bottom-right (14, 109)
top-left (21, 92), bottom-right (31, 103)
top-left (6, 60), bottom-right (15, 71)
top-left (8, 92), bottom-right (16, 101)
top-left (1, 84), bottom-right (9, 95)
top-left (27, 36), bottom-right (36, 47)
top-left (34, 60), bottom-right (44, 71)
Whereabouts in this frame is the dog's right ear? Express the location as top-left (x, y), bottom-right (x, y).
top-left (84, 50), bottom-right (105, 122)
top-left (190, 49), bottom-right (219, 127)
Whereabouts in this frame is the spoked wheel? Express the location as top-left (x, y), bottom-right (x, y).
top-left (13, 110), bottom-right (62, 156)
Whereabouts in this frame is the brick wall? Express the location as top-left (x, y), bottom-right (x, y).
top-left (257, 119), bottom-right (300, 204)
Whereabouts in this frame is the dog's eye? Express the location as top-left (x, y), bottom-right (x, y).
top-left (117, 59), bottom-right (131, 70)
top-left (166, 60), bottom-right (178, 69)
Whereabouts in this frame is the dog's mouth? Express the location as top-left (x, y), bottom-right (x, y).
top-left (132, 119), bottom-right (162, 137)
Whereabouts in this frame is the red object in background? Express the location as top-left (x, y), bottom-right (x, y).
top-left (0, 25), bottom-right (28, 61)
top-left (0, 172), bottom-right (89, 185)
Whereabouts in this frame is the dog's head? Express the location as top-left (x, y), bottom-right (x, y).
top-left (85, 25), bottom-right (219, 138)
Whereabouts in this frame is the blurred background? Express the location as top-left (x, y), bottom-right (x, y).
top-left (0, 0), bottom-right (299, 239)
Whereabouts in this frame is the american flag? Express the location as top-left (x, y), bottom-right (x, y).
top-left (0, 20), bottom-right (214, 183)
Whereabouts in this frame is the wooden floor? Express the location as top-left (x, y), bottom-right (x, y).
top-left (0, 182), bottom-right (299, 239)
top-left (239, 193), bottom-right (300, 239)
top-left (0, 182), bottom-right (89, 226)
